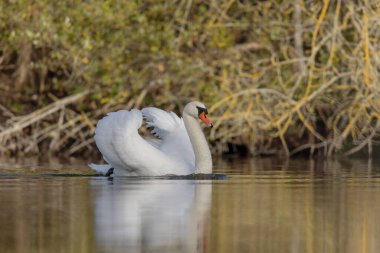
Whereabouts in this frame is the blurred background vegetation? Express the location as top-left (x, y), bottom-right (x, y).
top-left (0, 0), bottom-right (379, 158)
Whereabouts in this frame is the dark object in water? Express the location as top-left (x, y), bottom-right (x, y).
top-left (10, 168), bottom-right (227, 180)
top-left (103, 167), bottom-right (227, 180)
top-left (105, 167), bottom-right (114, 177)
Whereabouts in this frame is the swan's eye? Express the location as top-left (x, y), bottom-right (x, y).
top-left (196, 106), bottom-right (208, 117)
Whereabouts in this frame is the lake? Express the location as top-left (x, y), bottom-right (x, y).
top-left (0, 157), bottom-right (379, 253)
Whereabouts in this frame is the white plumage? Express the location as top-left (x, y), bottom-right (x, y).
top-left (89, 101), bottom-right (213, 176)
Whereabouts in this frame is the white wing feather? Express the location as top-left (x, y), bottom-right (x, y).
top-left (94, 111), bottom-right (131, 172)
top-left (141, 107), bottom-right (184, 138)
top-left (142, 107), bottom-right (195, 169)
top-left (92, 109), bottom-right (194, 176)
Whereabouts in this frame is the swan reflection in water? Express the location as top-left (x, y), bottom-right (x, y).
top-left (92, 178), bottom-right (212, 253)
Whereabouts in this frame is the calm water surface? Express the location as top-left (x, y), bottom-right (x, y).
top-left (0, 157), bottom-right (379, 253)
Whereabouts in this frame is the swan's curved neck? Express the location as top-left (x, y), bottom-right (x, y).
top-left (183, 113), bottom-right (212, 174)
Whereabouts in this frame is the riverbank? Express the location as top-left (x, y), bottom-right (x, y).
top-left (1, 1), bottom-right (379, 157)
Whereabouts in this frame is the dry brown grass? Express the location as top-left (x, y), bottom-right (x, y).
top-left (207, 1), bottom-right (380, 157)
top-left (0, 1), bottom-right (380, 157)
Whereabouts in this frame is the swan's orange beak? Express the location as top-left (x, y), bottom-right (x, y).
top-left (199, 112), bottom-right (213, 128)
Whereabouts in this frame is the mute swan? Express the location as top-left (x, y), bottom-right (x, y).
top-left (89, 101), bottom-right (213, 176)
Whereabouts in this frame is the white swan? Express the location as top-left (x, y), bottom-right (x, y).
top-left (89, 101), bottom-right (213, 176)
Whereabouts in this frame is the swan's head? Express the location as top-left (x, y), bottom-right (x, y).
top-left (184, 101), bottom-right (213, 127)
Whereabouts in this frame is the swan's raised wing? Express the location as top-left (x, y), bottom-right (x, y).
top-left (94, 111), bottom-right (131, 172)
top-left (142, 107), bottom-right (195, 169)
top-left (94, 109), bottom-right (188, 176)
top-left (141, 107), bottom-right (183, 139)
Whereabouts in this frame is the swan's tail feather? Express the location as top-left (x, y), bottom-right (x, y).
top-left (88, 163), bottom-right (113, 175)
